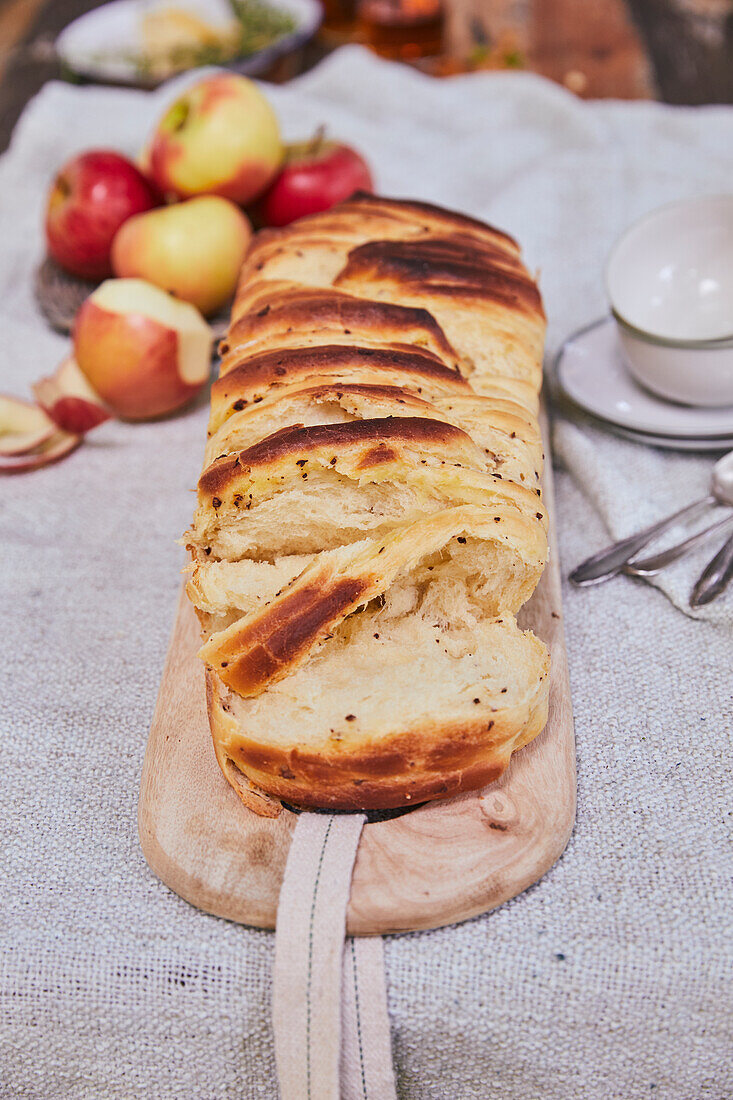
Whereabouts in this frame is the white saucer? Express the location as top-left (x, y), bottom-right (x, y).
top-left (599, 421), bottom-right (733, 452)
top-left (554, 317), bottom-right (733, 440)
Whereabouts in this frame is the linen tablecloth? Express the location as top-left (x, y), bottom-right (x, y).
top-left (1, 47), bottom-right (731, 1099)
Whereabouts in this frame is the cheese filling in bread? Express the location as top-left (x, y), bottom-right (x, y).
top-left (185, 192), bottom-right (549, 812)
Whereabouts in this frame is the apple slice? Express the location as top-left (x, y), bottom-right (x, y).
top-left (0, 427), bottom-right (81, 474)
top-left (33, 356), bottom-right (111, 435)
top-left (74, 278), bottom-right (213, 420)
top-left (0, 395), bottom-right (57, 455)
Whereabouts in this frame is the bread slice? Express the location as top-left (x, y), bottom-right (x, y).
top-left (189, 418), bottom-right (547, 561)
top-left (191, 503), bottom-right (547, 686)
top-left (186, 193), bottom-right (550, 812)
top-left (204, 384), bottom-right (543, 490)
top-left (208, 343), bottom-right (471, 435)
top-left (193, 510), bottom-right (549, 809)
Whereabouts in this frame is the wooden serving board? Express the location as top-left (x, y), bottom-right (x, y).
top-left (139, 422), bottom-right (575, 935)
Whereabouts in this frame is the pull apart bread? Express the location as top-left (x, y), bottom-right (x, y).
top-left (184, 193), bottom-right (550, 814)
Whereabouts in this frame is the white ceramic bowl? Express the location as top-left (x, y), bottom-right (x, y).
top-left (605, 195), bottom-right (733, 407)
top-left (56, 0), bottom-right (322, 86)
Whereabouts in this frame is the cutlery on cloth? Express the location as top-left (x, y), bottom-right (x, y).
top-left (690, 533), bottom-right (733, 608)
top-left (569, 450), bottom-right (733, 586)
top-left (623, 511), bottom-right (733, 577)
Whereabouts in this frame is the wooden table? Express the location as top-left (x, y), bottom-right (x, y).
top-left (0, 0), bottom-right (731, 153)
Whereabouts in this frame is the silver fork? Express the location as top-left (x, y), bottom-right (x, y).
top-left (569, 450), bottom-right (733, 586)
top-left (623, 511), bottom-right (733, 576)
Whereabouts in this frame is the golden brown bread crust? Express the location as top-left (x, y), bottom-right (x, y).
top-left (223, 284), bottom-right (461, 368)
top-left (203, 573), bottom-right (369, 697)
top-left (202, 382), bottom-right (544, 482)
top-left (336, 237), bottom-right (542, 315)
top-left (186, 192), bottom-right (549, 813)
top-left (340, 192), bottom-right (521, 245)
top-left (209, 344), bottom-right (468, 433)
top-left (228, 193), bottom-right (545, 397)
top-left (198, 416), bottom-right (484, 506)
top-left (203, 415), bottom-right (472, 479)
top-left (207, 669), bottom-right (549, 811)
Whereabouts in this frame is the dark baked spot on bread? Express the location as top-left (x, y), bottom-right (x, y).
top-left (337, 239), bottom-right (543, 317)
top-left (213, 344), bottom-right (467, 409)
top-left (199, 416), bottom-right (472, 496)
top-left (209, 576), bottom-right (368, 696)
top-left (223, 711), bottom-right (518, 809)
top-left (358, 444), bottom-right (397, 468)
top-left (228, 286), bottom-right (459, 361)
top-left (342, 191), bottom-right (519, 248)
top-left (240, 416), bottom-right (467, 460)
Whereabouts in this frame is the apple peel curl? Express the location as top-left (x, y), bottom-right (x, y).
top-left (0, 360), bottom-right (103, 474)
top-left (32, 356), bottom-right (111, 435)
top-left (0, 394), bottom-right (57, 456)
top-left (0, 413), bottom-right (81, 474)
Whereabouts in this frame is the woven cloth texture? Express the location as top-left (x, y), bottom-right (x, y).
top-left (0, 47), bottom-right (731, 1100)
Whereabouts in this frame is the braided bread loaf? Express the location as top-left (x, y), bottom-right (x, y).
top-left (185, 193), bottom-right (549, 814)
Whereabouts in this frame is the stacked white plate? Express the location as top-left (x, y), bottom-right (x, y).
top-left (554, 317), bottom-right (733, 452)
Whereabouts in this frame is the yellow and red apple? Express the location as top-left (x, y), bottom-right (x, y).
top-left (149, 73), bottom-right (283, 204)
top-left (73, 279), bottom-right (213, 420)
top-left (111, 196), bottom-right (251, 316)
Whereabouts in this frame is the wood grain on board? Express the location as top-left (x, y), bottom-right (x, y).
top-left (139, 412), bottom-right (575, 935)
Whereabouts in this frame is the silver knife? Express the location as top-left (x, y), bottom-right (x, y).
top-left (690, 533), bottom-right (733, 608)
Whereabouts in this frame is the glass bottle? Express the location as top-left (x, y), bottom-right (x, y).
top-left (357, 0), bottom-right (444, 61)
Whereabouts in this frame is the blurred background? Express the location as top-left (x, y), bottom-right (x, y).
top-left (0, 0), bottom-right (731, 153)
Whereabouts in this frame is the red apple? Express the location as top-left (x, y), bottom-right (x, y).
top-left (45, 150), bottom-right (159, 279)
top-left (33, 356), bottom-right (111, 435)
top-left (259, 132), bottom-right (373, 227)
top-left (73, 279), bottom-right (213, 420)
